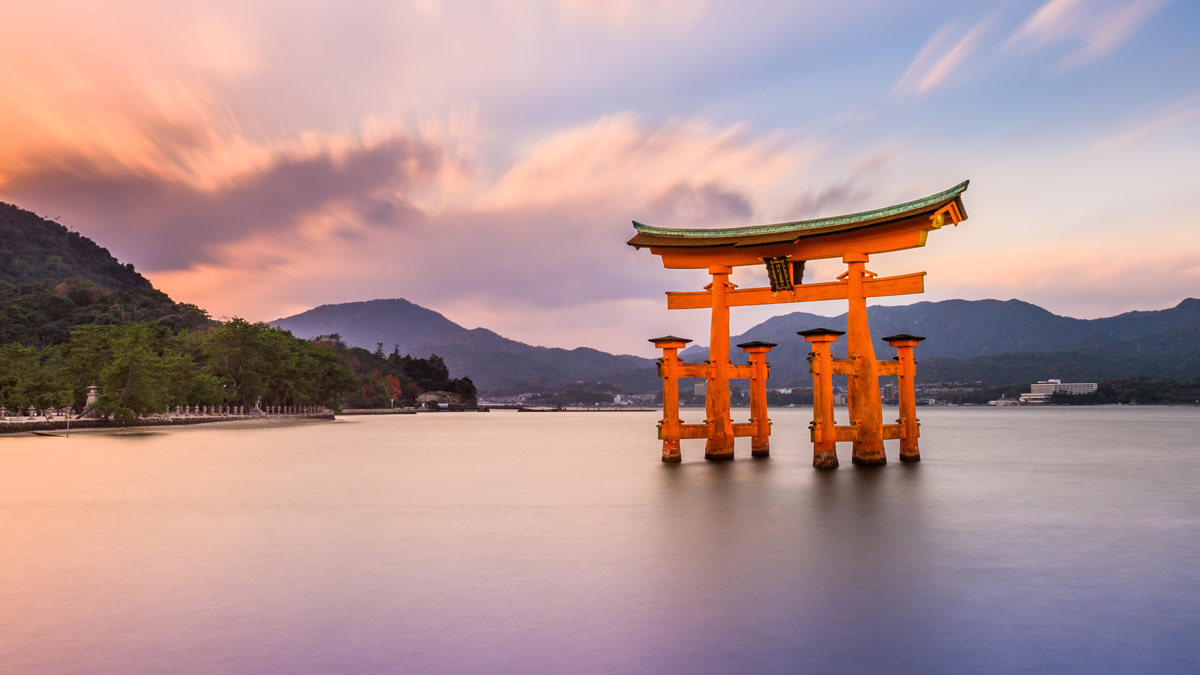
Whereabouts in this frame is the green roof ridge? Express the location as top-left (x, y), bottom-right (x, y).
top-left (632, 180), bottom-right (968, 238)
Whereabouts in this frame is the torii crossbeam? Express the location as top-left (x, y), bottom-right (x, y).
top-left (629, 181), bottom-right (970, 466)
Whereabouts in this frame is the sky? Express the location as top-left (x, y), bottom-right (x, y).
top-left (2, 0), bottom-right (1198, 357)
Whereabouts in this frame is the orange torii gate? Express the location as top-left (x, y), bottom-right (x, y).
top-left (628, 181), bottom-right (970, 467)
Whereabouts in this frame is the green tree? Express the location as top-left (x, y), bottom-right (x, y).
top-left (202, 318), bottom-right (269, 408)
top-left (96, 324), bottom-right (172, 420)
top-left (59, 324), bottom-right (118, 406)
top-left (0, 343), bottom-right (72, 411)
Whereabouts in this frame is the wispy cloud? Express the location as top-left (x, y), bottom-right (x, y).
top-left (1091, 96), bottom-right (1200, 149)
top-left (893, 16), bottom-right (994, 99)
top-left (1008, 0), bottom-right (1170, 70)
top-left (1007, 0), bottom-right (1082, 48)
top-left (477, 113), bottom-right (818, 223)
top-left (785, 146), bottom-right (897, 219)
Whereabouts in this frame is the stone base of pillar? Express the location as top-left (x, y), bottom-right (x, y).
top-left (662, 440), bottom-right (681, 463)
top-left (813, 450), bottom-right (839, 469)
top-left (851, 454), bottom-right (887, 466)
top-left (705, 433), bottom-right (733, 460)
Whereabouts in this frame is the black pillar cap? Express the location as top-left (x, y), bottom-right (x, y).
top-left (736, 340), bottom-right (777, 349)
top-left (797, 328), bottom-right (845, 337)
top-left (648, 335), bottom-right (693, 344)
top-left (881, 333), bottom-right (926, 342)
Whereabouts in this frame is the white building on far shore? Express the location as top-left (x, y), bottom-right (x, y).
top-left (1019, 379), bottom-right (1098, 404)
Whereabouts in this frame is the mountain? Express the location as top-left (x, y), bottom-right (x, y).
top-left (0, 202), bottom-right (153, 290)
top-left (0, 202), bottom-right (210, 345)
top-left (682, 298), bottom-right (1200, 361)
top-left (267, 298), bottom-right (471, 351)
top-left (677, 298), bottom-right (1200, 387)
top-left (271, 299), bottom-right (656, 390)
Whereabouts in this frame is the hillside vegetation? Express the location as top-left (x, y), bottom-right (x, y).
top-left (1, 202), bottom-right (212, 344)
top-left (0, 203), bottom-right (474, 417)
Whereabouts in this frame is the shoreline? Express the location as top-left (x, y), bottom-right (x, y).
top-left (1, 413), bottom-right (335, 437)
top-left (514, 407), bottom-right (656, 412)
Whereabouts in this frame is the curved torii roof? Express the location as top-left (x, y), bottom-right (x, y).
top-left (627, 180), bottom-right (969, 252)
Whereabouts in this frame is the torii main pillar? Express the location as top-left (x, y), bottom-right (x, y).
top-left (704, 265), bottom-right (735, 460)
top-left (843, 252), bottom-right (886, 465)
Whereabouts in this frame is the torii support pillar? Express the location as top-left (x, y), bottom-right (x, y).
top-left (651, 336), bottom-right (692, 463)
top-left (737, 340), bottom-right (776, 458)
top-left (884, 333), bottom-right (925, 462)
top-left (843, 253), bottom-right (886, 466)
top-left (704, 265), bottom-right (735, 461)
top-left (801, 328), bottom-right (844, 469)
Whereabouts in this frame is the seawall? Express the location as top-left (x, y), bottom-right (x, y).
top-left (0, 413), bottom-right (335, 435)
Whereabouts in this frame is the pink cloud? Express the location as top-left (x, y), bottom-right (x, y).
top-left (893, 16), bottom-right (993, 99)
top-left (1091, 101), bottom-right (1200, 150)
top-left (478, 113), bottom-right (817, 223)
top-left (925, 242), bottom-right (1200, 319)
top-left (1007, 0), bottom-right (1169, 70)
top-left (1007, 0), bottom-right (1083, 48)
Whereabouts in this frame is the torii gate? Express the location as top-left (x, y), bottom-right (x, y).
top-left (628, 181), bottom-right (969, 467)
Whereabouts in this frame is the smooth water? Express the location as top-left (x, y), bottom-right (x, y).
top-left (2, 407), bottom-right (1199, 674)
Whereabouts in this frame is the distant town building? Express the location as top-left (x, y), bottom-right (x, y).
top-left (1020, 379), bottom-right (1098, 404)
top-left (693, 382), bottom-right (707, 397)
top-left (418, 391), bottom-right (462, 405)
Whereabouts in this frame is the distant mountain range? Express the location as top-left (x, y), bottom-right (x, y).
top-left (680, 298), bottom-right (1200, 386)
top-left (275, 296), bottom-right (1200, 390)
top-left (683, 298), bottom-right (1200, 360)
top-left (270, 299), bottom-right (658, 390)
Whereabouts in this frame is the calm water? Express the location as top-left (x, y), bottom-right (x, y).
top-left (2, 407), bottom-right (1199, 674)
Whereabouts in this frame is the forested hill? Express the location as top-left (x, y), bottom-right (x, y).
top-left (0, 202), bottom-right (211, 345)
top-left (0, 202), bottom-right (475, 415)
top-left (0, 202), bottom-right (150, 290)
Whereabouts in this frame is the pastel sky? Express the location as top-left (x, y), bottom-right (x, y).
top-left (2, 0), bottom-right (1198, 356)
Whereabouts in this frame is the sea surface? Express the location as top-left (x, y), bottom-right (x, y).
top-left (2, 406), bottom-right (1199, 674)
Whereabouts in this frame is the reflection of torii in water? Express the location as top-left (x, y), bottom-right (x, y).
top-left (629, 181), bottom-right (970, 468)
